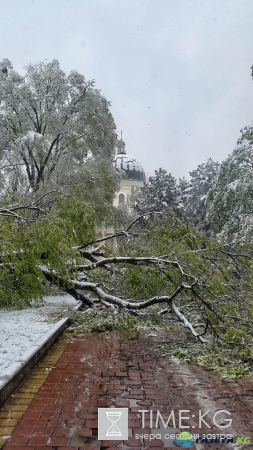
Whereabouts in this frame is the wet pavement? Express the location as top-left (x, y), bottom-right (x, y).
top-left (0, 331), bottom-right (253, 449)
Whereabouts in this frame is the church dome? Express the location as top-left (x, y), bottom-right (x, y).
top-left (112, 138), bottom-right (146, 182)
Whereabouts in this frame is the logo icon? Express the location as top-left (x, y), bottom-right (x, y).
top-left (174, 431), bottom-right (194, 448)
top-left (98, 408), bottom-right (128, 440)
top-left (106, 411), bottom-right (122, 437)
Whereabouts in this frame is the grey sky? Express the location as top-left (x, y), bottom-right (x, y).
top-left (1, 0), bottom-right (253, 179)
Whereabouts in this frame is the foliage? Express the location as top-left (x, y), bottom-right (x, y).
top-left (0, 192), bottom-right (95, 308)
top-left (179, 158), bottom-right (219, 233)
top-left (1, 176), bottom-right (253, 376)
top-left (152, 333), bottom-right (253, 379)
top-left (207, 134), bottom-right (253, 242)
top-left (133, 168), bottom-right (179, 216)
top-left (66, 309), bottom-right (140, 340)
top-left (207, 66), bottom-right (253, 242)
top-left (0, 59), bottom-right (120, 223)
top-left (70, 213), bottom-right (253, 365)
top-left (131, 160), bottom-right (219, 235)
top-left (0, 217), bottom-right (43, 308)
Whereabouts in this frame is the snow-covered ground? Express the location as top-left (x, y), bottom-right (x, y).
top-left (0, 295), bottom-right (78, 377)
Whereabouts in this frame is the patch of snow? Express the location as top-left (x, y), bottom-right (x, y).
top-left (0, 295), bottom-right (77, 378)
top-left (228, 180), bottom-right (239, 190)
top-left (21, 131), bottom-right (43, 141)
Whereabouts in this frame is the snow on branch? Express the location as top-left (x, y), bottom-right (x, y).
top-left (0, 190), bottom-right (69, 221)
top-left (170, 301), bottom-right (208, 343)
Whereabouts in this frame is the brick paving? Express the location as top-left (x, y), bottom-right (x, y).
top-left (0, 331), bottom-right (253, 450)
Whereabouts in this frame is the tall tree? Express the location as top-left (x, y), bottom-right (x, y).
top-left (207, 128), bottom-right (253, 242)
top-left (0, 59), bottom-right (119, 212)
top-left (207, 65), bottom-right (253, 242)
top-left (179, 158), bottom-right (219, 234)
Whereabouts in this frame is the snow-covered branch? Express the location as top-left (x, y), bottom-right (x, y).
top-left (170, 301), bottom-right (208, 343)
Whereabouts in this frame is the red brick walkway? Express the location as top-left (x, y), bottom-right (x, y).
top-left (3, 332), bottom-right (178, 450)
top-left (1, 332), bottom-right (253, 449)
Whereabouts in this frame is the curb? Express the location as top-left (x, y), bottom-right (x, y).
top-left (0, 302), bottom-right (82, 408)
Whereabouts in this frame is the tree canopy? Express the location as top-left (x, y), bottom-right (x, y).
top-left (0, 59), bottom-right (120, 221)
top-left (207, 127), bottom-right (253, 242)
top-left (0, 192), bottom-right (95, 308)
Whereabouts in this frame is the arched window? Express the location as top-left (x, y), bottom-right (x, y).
top-left (119, 193), bottom-right (125, 204)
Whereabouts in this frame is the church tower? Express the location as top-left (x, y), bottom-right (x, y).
top-left (112, 133), bottom-right (145, 208)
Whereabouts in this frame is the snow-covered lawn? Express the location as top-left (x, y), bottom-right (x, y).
top-left (0, 295), bottom-right (78, 378)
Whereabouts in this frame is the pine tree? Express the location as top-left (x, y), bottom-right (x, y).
top-left (179, 158), bottom-right (219, 233)
top-left (134, 168), bottom-right (179, 215)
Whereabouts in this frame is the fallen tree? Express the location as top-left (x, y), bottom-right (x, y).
top-left (1, 193), bottom-right (253, 374)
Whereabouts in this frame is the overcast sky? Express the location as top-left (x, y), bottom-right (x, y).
top-left (1, 0), bottom-right (253, 179)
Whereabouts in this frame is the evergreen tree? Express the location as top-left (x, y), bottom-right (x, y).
top-left (134, 168), bottom-right (179, 215)
top-left (179, 158), bottom-right (219, 233)
top-left (207, 65), bottom-right (253, 242)
top-left (207, 129), bottom-right (253, 242)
